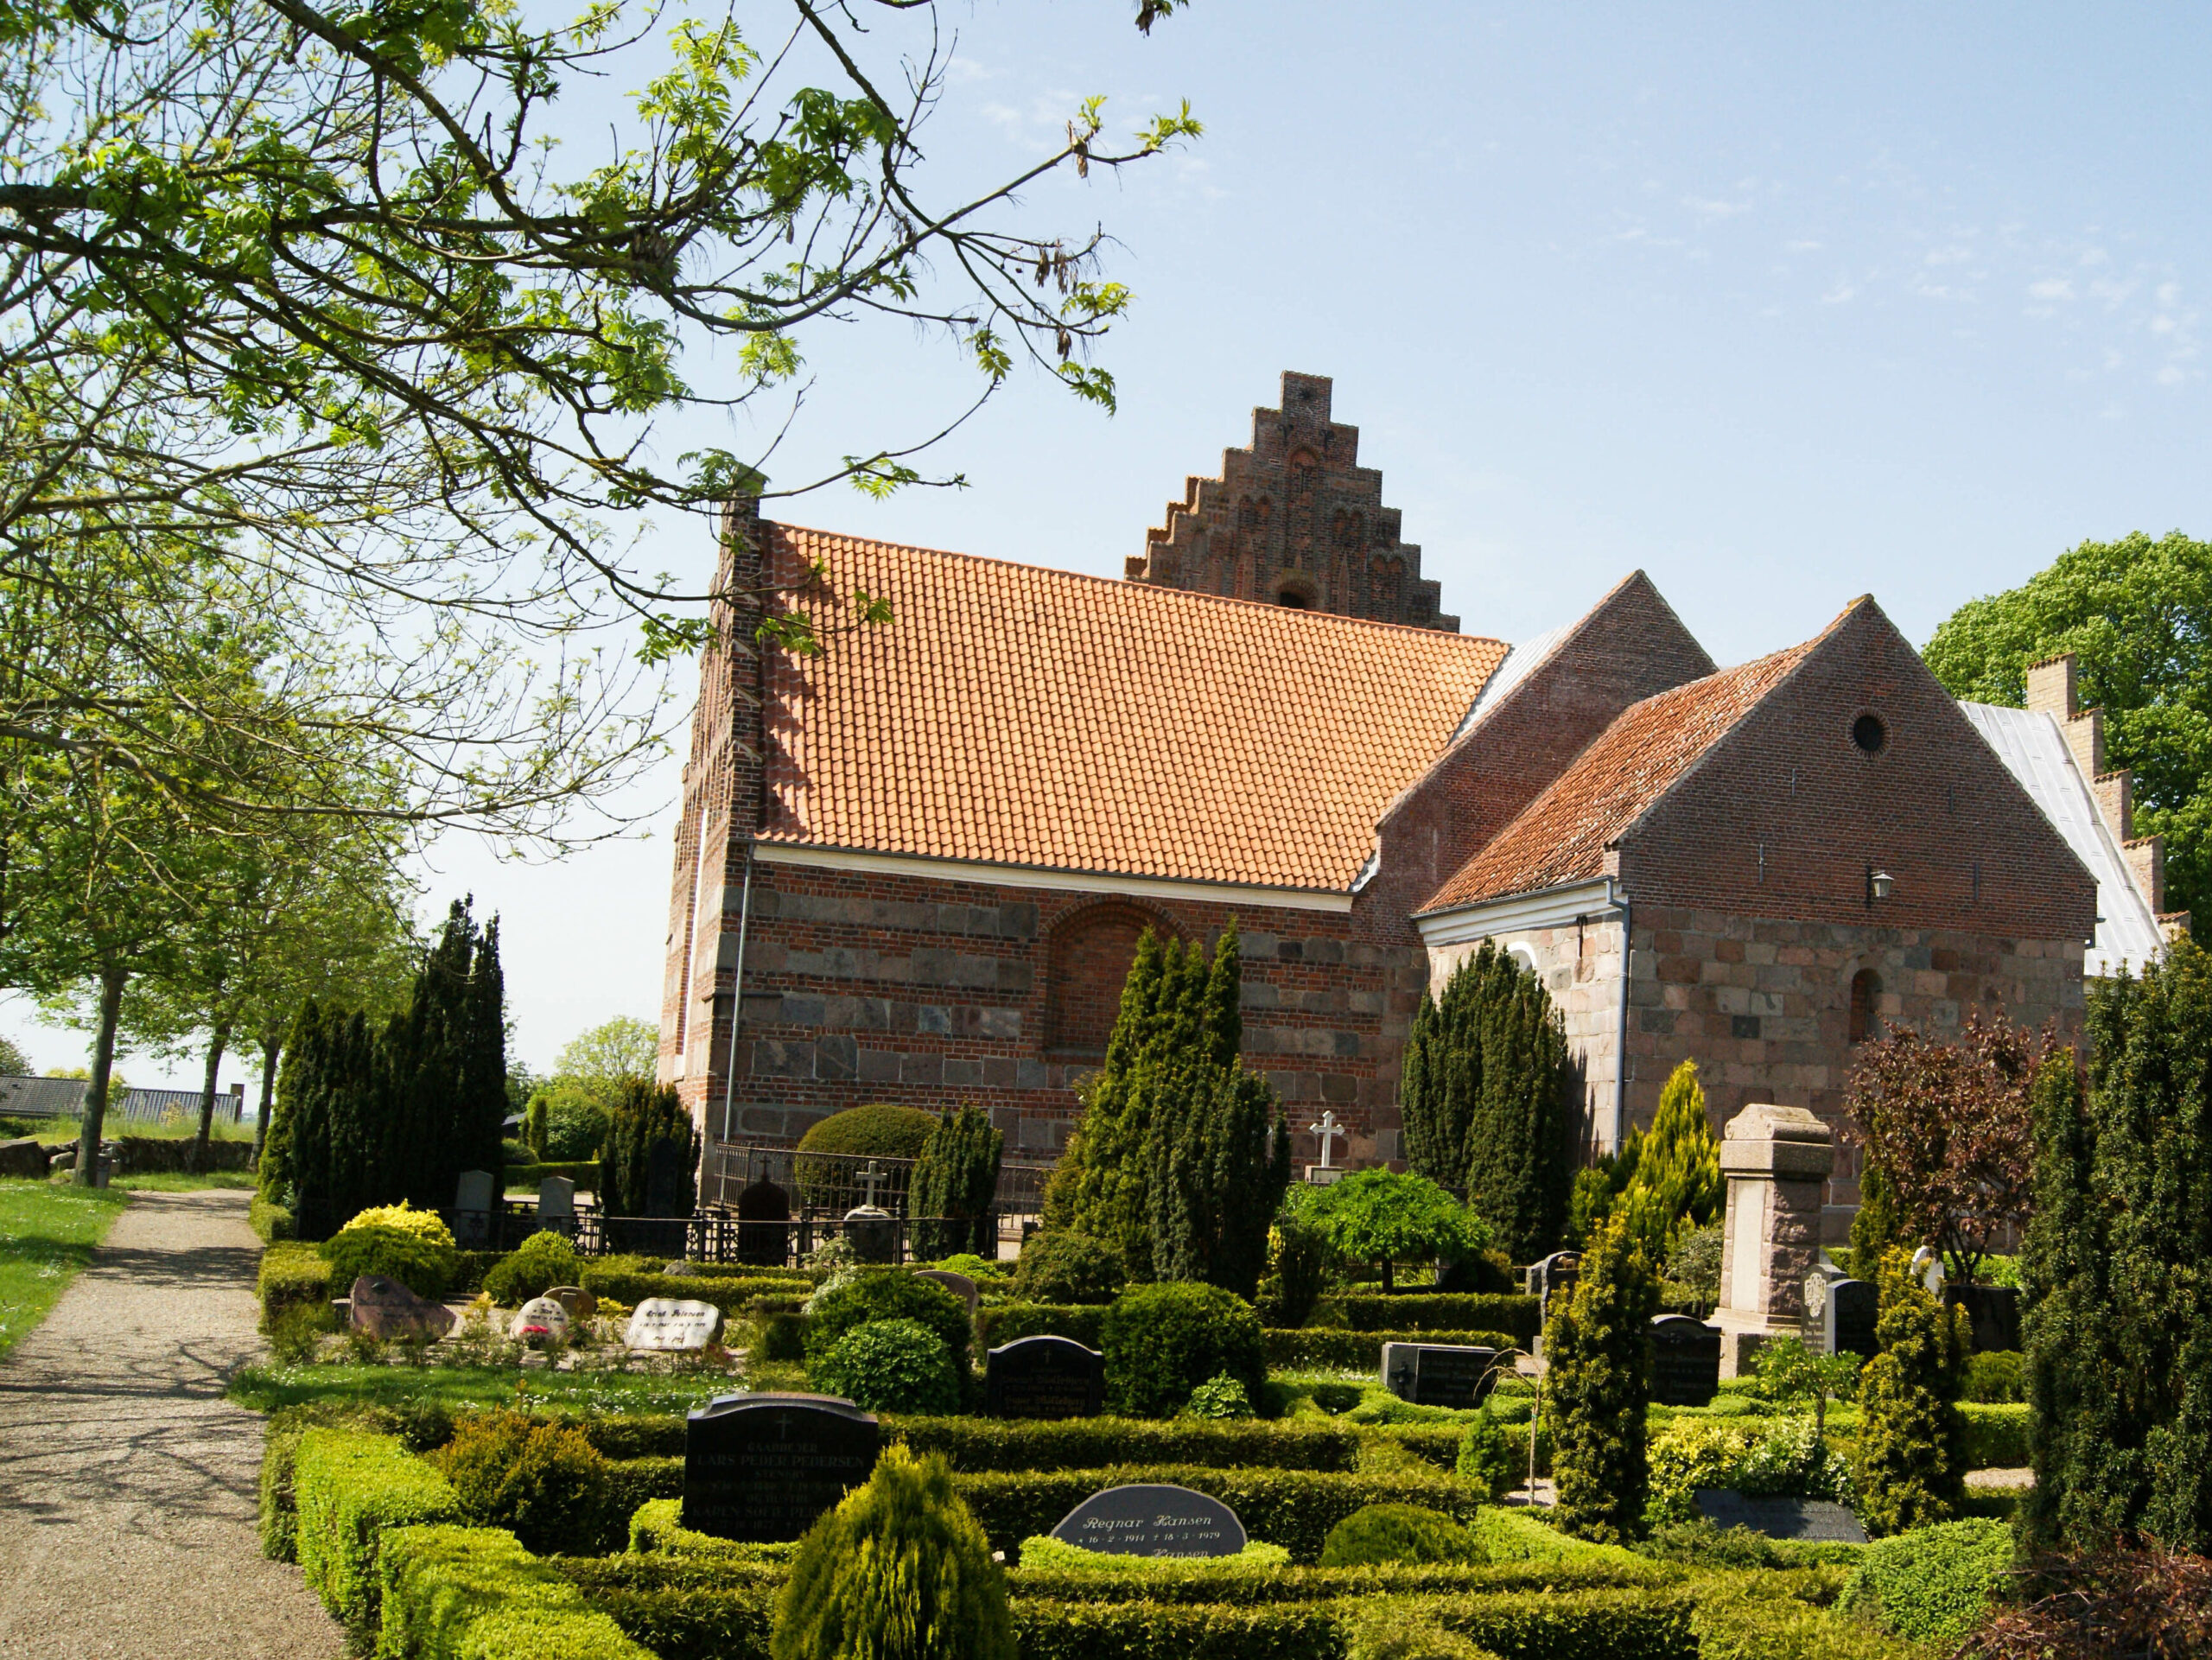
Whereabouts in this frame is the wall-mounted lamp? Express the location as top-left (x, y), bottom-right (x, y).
top-left (1867, 868), bottom-right (1896, 904)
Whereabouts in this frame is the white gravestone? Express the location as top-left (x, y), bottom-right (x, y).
top-left (626, 1297), bottom-right (726, 1352)
top-left (538, 1175), bottom-right (575, 1224)
top-left (1713, 1103), bottom-right (1834, 1378)
top-left (1305, 1110), bottom-right (1348, 1186)
top-left (510, 1296), bottom-right (572, 1344)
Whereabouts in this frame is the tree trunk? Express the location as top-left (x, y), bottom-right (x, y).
top-left (252, 1034), bottom-right (281, 1167)
top-left (190, 1021), bottom-right (231, 1174)
top-left (75, 965), bottom-right (127, 1187)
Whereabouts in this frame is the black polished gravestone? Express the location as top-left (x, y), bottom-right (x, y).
top-left (1382, 1341), bottom-right (1499, 1409)
top-left (1648, 1314), bottom-right (1723, 1407)
top-left (1819, 1277), bottom-right (1878, 1361)
top-left (736, 1178), bottom-right (792, 1268)
top-left (1945, 1282), bottom-right (2022, 1357)
top-left (1049, 1484), bottom-right (1249, 1558)
top-left (985, 1336), bottom-right (1106, 1420)
top-left (682, 1393), bottom-right (880, 1541)
top-left (1694, 1489), bottom-right (1869, 1544)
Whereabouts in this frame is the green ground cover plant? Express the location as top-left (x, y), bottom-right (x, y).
top-left (0, 1178), bottom-right (129, 1357)
top-left (1835, 1517), bottom-right (2013, 1648)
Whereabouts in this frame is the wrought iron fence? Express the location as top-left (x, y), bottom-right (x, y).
top-left (450, 1200), bottom-right (1034, 1269)
top-left (701, 1139), bottom-right (1052, 1219)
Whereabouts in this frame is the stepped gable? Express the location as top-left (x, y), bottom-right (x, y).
top-left (1126, 371), bottom-right (1459, 630)
top-left (755, 522), bottom-right (1507, 892)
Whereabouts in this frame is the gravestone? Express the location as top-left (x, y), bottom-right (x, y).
top-left (452, 1169), bottom-right (497, 1248)
top-left (1945, 1283), bottom-right (2022, 1356)
top-left (736, 1177), bottom-right (792, 1268)
top-left (1713, 1103), bottom-right (1834, 1377)
top-left (1526, 1251), bottom-right (1581, 1326)
top-left (1304, 1110), bottom-right (1348, 1186)
top-left (1694, 1489), bottom-right (1869, 1544)
top-left (543, 1285), bottom-right (597, 1321)
top-left (842, 1205), bottom-right (898, 1264)
top-left (914, 1269), bottom-right (979, 1319)
top-left (1048, 1484), bottom-right (1249, 1558)
top-left (984, 1335), bottom-right (1105, 1420)
top-left (1803, 1271), bottom-right (1878, 1361)
top-left (510, 1296), bottom-right (572, 1345)
top-left (645, 1140), bottom-right (687, 1218)
top-left (0, 1138), bottom-right (45, 1180)
top-left (626, 1297), bottom-right (726, 1352)
top-left (1381, 1341), bottom-right (1499, 1409)
top-left (683, 1393), bottom-right (880, 1542)
top-left (662, 1260), bottom-right (698, 1276)
top-left (349, 1274), bottom-right (455, 1342)
top-left (537, 1176), bottom-right (575, 1228)
top-left (1648, 1314), bottom-right (1723, 1407)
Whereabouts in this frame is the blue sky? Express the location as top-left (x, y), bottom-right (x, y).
top-left (18, 3), bottom-right (2210, 1086)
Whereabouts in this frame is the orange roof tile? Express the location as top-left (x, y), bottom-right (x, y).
top-left (1419, 643), bottom-right (1813, 912)
top-left (756, 524), bottom-right (1509, 890)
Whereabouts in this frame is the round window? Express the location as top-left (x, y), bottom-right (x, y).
top-left (1852, 714), bottom-right (1887, 754)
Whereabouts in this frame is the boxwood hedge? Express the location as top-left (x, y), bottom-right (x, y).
top-left (1264, 1329), bottom-right (1518, 1372)
top-left (294, 1429), bottom-right (462, 1635)
top-left (378, 1523), bottom-right (651, 1660)
top-left (1306, 1295), bottom-right (1541, 1344)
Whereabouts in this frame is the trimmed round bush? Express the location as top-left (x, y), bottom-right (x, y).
top-left (805, 1268), bottom-right (970, 1370)
top-left (435, 1410), bottom-right (614, 1555)
top-left (1961, 1350), bottom-right (2023, 1403)
top-left (1319, 1504), bottom-right (1482, 1568)
top-left (931, 1253), bottom-right (1010, 1283)
top-left (1101, 1282), bottom-right (1264, 1418)
top-left (797, 1104), bottom-right (938, 1160)
top-left (813, 1319), bottom-right (961, 1415)
top-left (339, 1202), bottom-right (456, 1247)
top-left (1180, 1371), bottom-right (1255, 1420)
top-left (483, 1229), bottom-right (582, 1307)
top-left (1455, 1409), bottom-right (1520, 1501)
top-left (1013, 1231), bottom-right (1125, 1305)
top-left (772, 1444), bottom-right (1014, 1660)
top-left (1836, 1517), bottom-right (2013, 1648)
top-left (320, 1224), bottom-right (460, 1301)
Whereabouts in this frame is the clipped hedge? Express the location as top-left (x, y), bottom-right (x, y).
top-left (1418, 1587), bottom-right (1697, 1660)
top-left (1307, 1294), bottom-right (1541, 1344)
top-left (377, 1524), bottom-right (651, 1660)
top-left (576, 1263), bottom-right (811, 1314)
top-left (503, 1161), bottom-right (600, 1193)
top-left (1835, 1518), bottom-right (2013, 1649)
top-left (259, 1240), bottom-right (334, 1326)
top-left (250, 1196), bottom-right (296, 1243)
top-left (1958, 1402), bottom-right (2031, 1470)
top-left (977, 1302), bottom-right (1108, 1350)
top-left (1264, 1328), bottom-right (1516, 1373)
top-left (261, 1403), bottom-right (461, 1562)
top-left (1014, 1597), bottom-right (1341, 1660)
top-left (294, 1429), bottom-right (462, 1635)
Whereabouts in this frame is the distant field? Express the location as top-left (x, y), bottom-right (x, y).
top-left (1, 1115), bottom-right (255, 1142)
top-left (0, 1180), bottom-right (130, 1358)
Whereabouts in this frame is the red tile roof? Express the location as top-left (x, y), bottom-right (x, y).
top-left (1420, 643), bottom-right (1814, 911)
top-left (756, 524), bottom-right (1510, 890)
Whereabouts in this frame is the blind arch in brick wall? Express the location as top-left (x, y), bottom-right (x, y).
top-left (1046, 900), bottom-right (1181, 1057)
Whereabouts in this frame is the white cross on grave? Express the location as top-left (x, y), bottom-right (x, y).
top-left (1307, 1112), bottom-right (1345, 1170)
top-left (860, 1161), bottom-right (887, 1209)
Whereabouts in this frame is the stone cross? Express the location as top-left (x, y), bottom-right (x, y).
top-left (859, 1161), bottom-right (887, 1209)
top-left (1306, 1111), bottom-right (1345, 1170)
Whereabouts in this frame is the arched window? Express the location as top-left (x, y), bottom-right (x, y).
top-left (1849, 969), bottom-right (1881, 1043)
top-left (1046, 903), bottom-right (1175, 1056)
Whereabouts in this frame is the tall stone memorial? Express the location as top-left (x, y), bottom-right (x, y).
top-left (1713, 1103), bottom-right (1834, 1378)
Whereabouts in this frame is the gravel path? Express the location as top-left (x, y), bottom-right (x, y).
top-left (0, 1189), bottom-right (345, 1659)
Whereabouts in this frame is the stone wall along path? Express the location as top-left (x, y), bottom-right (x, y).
top-left (0, 1188), bottom-right (346, 1659)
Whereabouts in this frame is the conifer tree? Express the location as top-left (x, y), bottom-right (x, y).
top-left (259, 998), bottom-right (321, 1203)
top-left (2019, 942), bottom-right (2212, 1553)
top-left (1546, 1213), bottom-right (1660, 1543)
top-left (283, 1002), bottom-right (335, 1236)
top-left (1613, 1059), bottom-right (1722, 1261)
top-left (1147, 1059), bottom-right (1291, 1300)
top-left (1853, 1247), bottom-right (1966, 1536)
top-left (1401, 942), bottom-right (1576, 1262)
top-left (912, 1104), bottom-right (1005, 1259)
top-left (601, 1077), bottom-right (699, 1218)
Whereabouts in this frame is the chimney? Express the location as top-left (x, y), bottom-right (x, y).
top-left (2094, 771), bottom-right (2134, 841)
top-left (2026, 653), bottom-right (2077, 718)
top-left (2126, 836), bottom-right (2167, 916)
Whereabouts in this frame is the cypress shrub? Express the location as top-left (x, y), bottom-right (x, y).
top-left (1611, 1060), bottom-right (1721, 1262)
top-left (911, 1104), bottom-right (1004, 1259)
top-left (1147, 1001), bottom-right (1292, 1297)
top-left (771, 1444), bottom-right (1014, 1660)
top-left (1399, 941), bottom-right (1575, 1263)
top-left (1853, 1247), bottom-right (1966, 1537)
top-left (1101, 1281), bottom-right (1265, 1418)
top-left (1546, 1215), bottom-right (1659, 1544)
top-left (2021, 945), bottom-right (2212, 1554)
top-left (600, 1078), bottom-right (699, 1218)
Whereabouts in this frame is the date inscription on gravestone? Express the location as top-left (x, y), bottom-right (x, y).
top-left (1048, 1484), bottom-right (1248, 1558)
top-left (683, 1393), bottom-right (880, 1542)
top-left (984, 1335), bottom-right (1105, 1420)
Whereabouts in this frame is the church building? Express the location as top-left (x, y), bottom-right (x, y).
top-left (661, 372), bottom-right (2144, 1210)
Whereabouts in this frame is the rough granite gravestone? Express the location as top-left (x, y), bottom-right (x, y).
top-left (349, 1275), bottom-right (456, 1342)
top-left (626, 1297), bottom-right (725, 1352)
top-left (1382, 1342), bottom-right (1499, 1409)
top-left (1648, 1314), bottom-right (1723, 1407)
top-left (537, 1175), bottom-right (575, 1225)
top-left (543, 1285), bottom-right (597, 1321)
top-left (510, 1296), bottom-right (572, 1344)
top-left (985, 1335), bottom-right (1106, 1420)
top-left (1694, 1490), bottom-right (1869, 1544)
top-left (1049, 1484), bottom-right (1249, 1558)
top-left (914, 1269), bottom-right (980, 1319)
top-left (683, 1393), bottom-right (880, 1541)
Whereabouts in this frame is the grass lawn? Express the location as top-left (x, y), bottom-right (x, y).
top-left (0, 1178), bottom-right (130, 1358)
top-left (228, 1360), bottom-right (742, 1419)
top-left (117, 1171), bottom-right (257, 1192)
